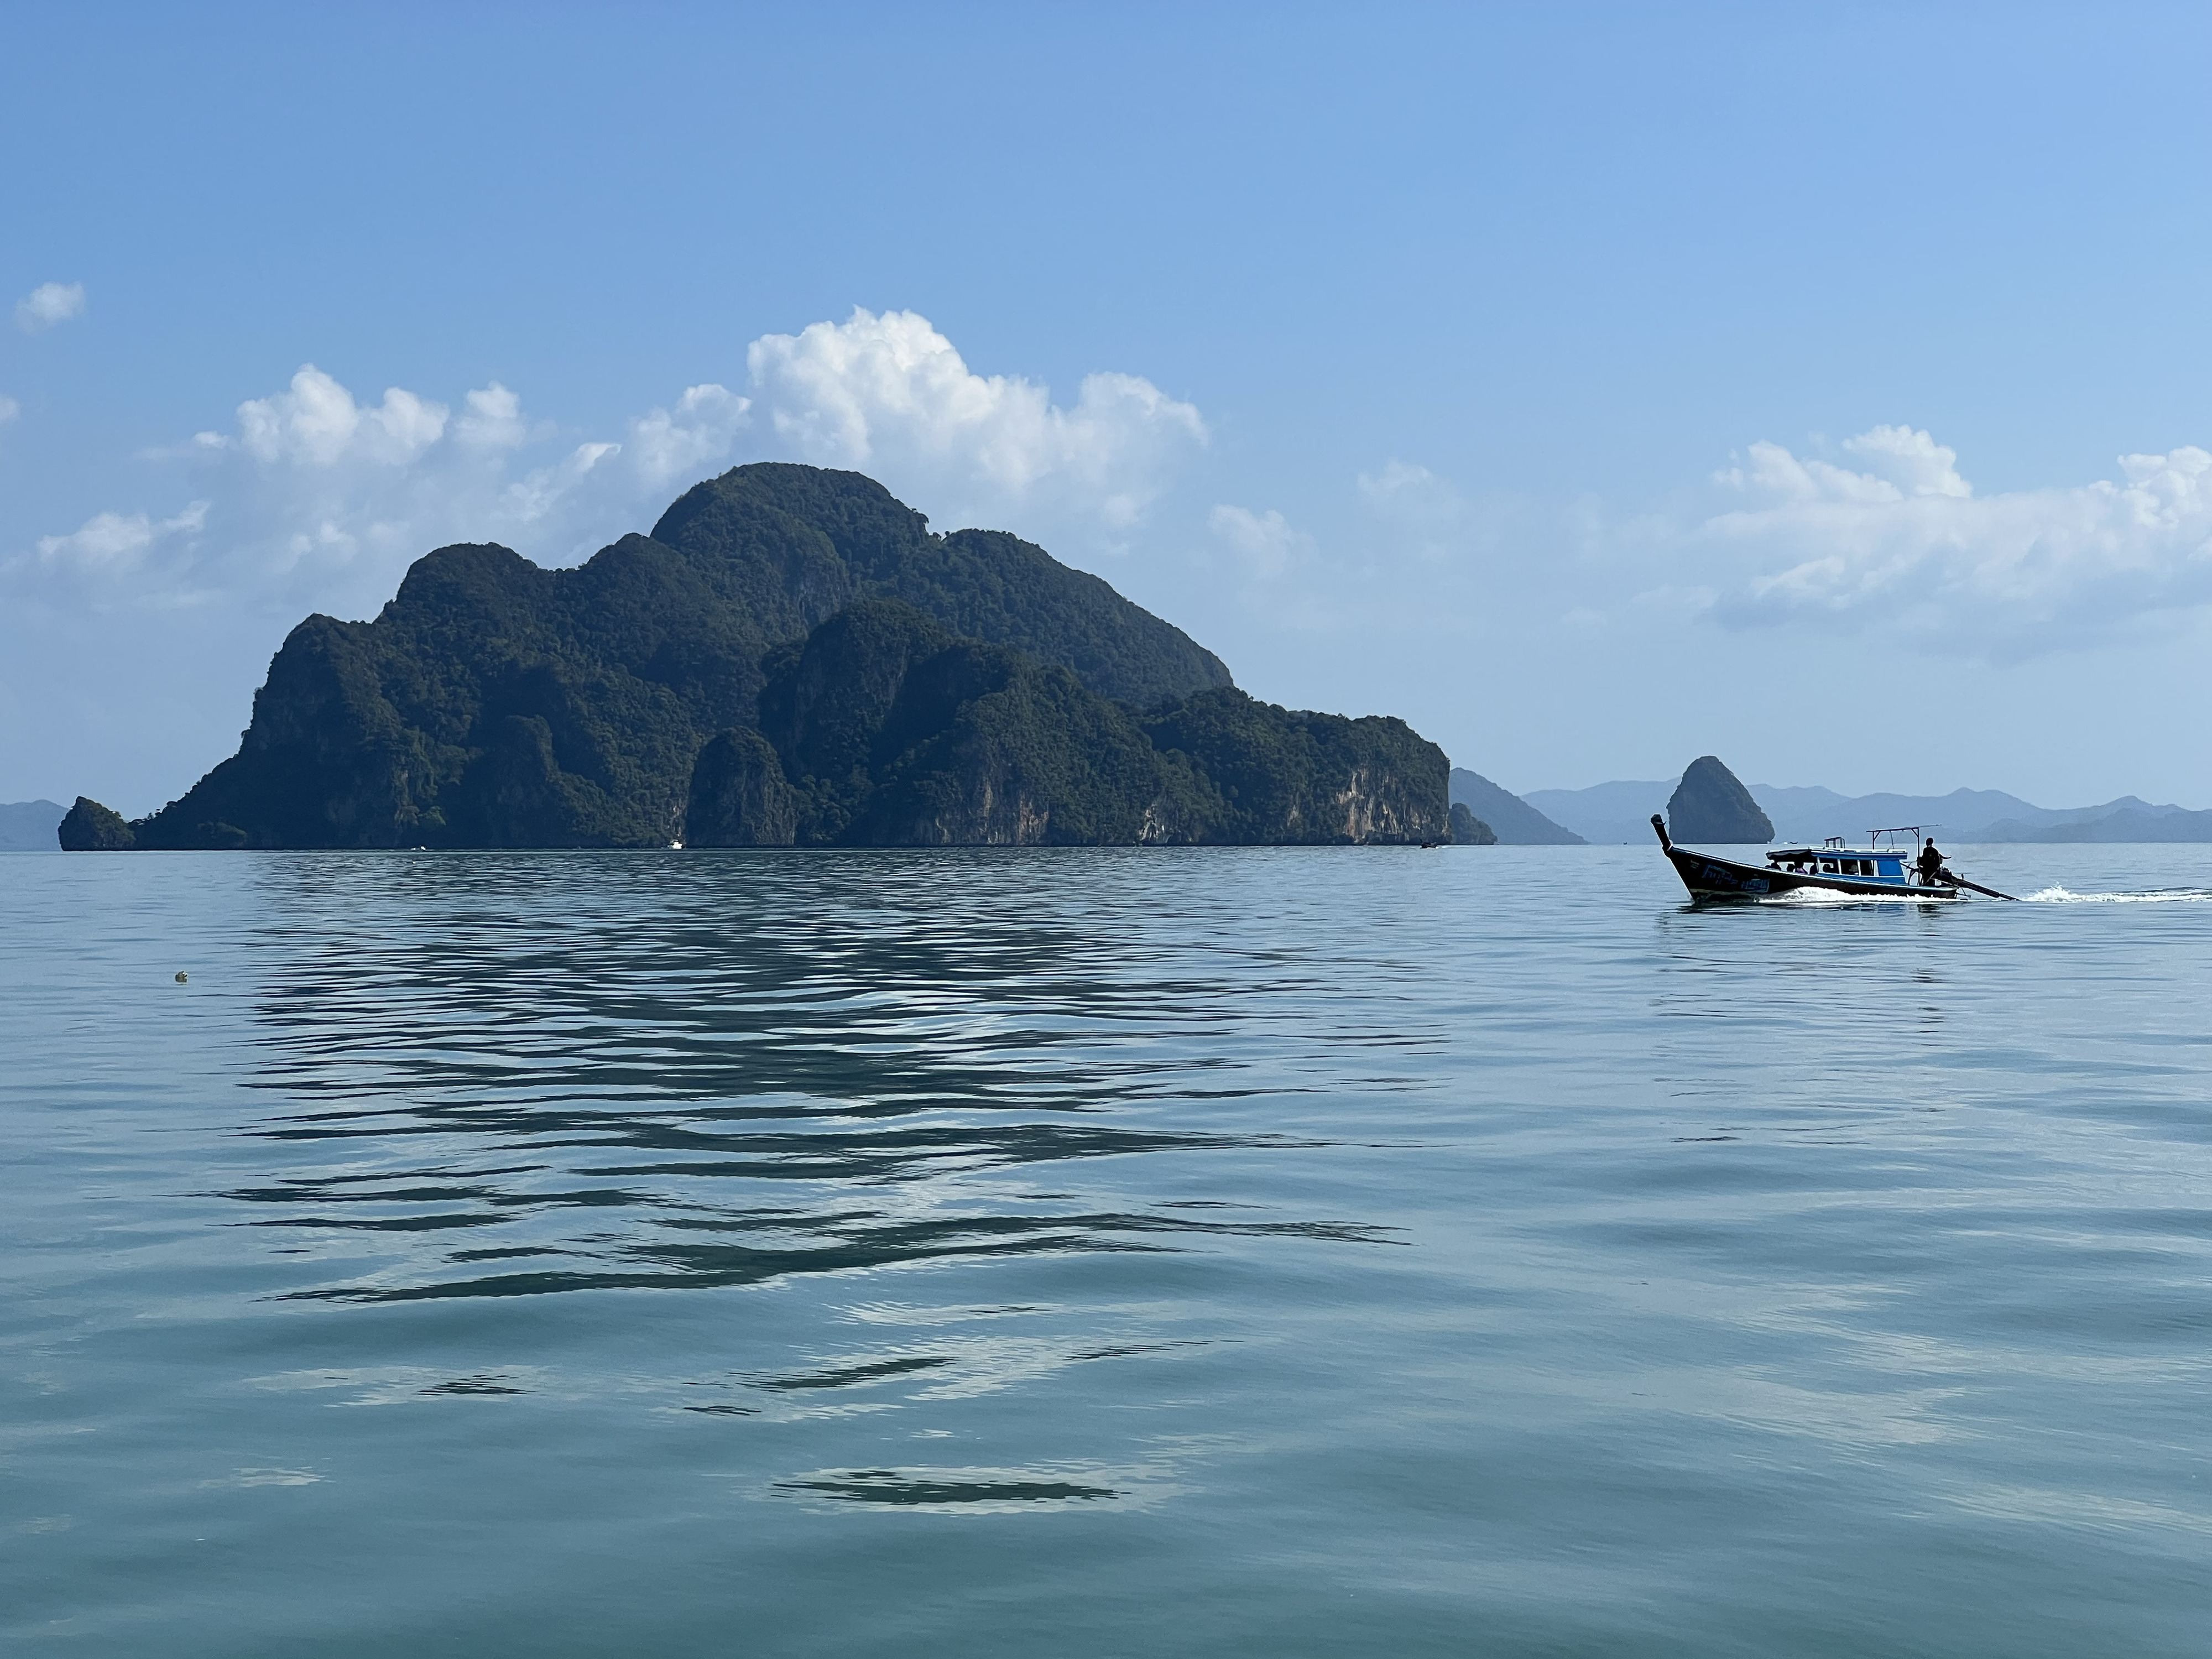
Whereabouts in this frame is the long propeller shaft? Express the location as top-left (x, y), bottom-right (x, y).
top-left (1940, 867), bottom-right (2018, 901)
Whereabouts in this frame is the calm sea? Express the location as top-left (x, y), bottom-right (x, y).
top-left (3, 845), bottom-right (2206, 1657)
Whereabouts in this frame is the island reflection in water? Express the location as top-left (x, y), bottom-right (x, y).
top-left (223, 849), bottom-right (1417, 1305)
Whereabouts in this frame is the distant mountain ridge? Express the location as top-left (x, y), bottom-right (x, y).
top-left (1523, 779), bottom-right (2209, 844)
top-left (0, 800), bottom-right (66, 851)
top-left (1514, 781), bottom-right (1671, 844)
top-left (1978, 806), bottom-right (2212, 843)
top-left (1447, 769), bottom-right (1584, 844)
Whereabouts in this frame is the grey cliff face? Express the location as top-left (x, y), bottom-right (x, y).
top-left (1666, 755), bottom-right (1774, 844)
top-left (1330, 764), bottom-right (1428, 843)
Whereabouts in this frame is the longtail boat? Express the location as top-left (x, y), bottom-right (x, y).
top-left (1650, 816), bottom-right (2014, 902)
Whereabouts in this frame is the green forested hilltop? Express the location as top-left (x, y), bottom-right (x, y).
top-left (123, 533), bottom-right (768, 848)
top-left (62, 465), bottom-right (1444, 851)
top-left (650, 465), bottom-right (1232, 707)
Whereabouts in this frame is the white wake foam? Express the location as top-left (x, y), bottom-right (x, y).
top-left (1758, 886), bottom-right (1949, 905)
top-left (2022, 886), bottom-right (2212, 904)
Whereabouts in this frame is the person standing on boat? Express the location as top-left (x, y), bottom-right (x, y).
top-left (1916, 838), bottom-right (1945, 886)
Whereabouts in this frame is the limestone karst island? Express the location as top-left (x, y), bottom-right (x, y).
top-left (59, 464), bottom-right (1455, 851)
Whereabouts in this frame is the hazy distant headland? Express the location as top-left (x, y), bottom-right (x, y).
top-left (1448, 770), bottom-right (1584, 844)
top-left (56, 465), bottom-right (1450, 851)
top-left (0, 800), bottom-right (67, 851)
top-left (1523, 778), bottom-right (2211, 845)
top-left (1442, 762), bottom-right (2208, 848)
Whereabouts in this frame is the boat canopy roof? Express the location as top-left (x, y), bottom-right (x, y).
top-left (1767, 847), bottom-right (1906, 862)
top-left (1768, 827), bottom-right (1934, 862)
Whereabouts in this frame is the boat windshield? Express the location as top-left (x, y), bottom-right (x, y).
top-left (1767, 851), bottom-right (1907, 878)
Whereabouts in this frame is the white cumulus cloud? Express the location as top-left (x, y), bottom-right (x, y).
top-left (0, 394), bottom-right (19, 424)
top-left (1838, 424), bottom-right (1972, 499)
top-left (236, 366), bottom-right (449, 467)
top-left (15, 281), bottom-right (86, 332)
top-left (1712, 425), bottom-right (1971, 507)
top-left (8, 315), bottom-right (1208, 623)
top-left (1691, 426), bottom-right (2212, 652)
top-left (748, 308), bottom-right (1206, 539)
top-left (7, 365), bottom-right (633, 613)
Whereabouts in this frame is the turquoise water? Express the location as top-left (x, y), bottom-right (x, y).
top-left (3, 845), bottom-right (2206, 1656)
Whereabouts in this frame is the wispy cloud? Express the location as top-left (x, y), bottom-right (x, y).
top-left (627, 383), bottom-right (750, 489)
top-left (1208, 504), bottom-right (1310, 581)
top-left (1203, 503), bottom-right (1356, 634)
top-left (15, 281), bottom-right (86, 332)
top-left (1339, 428), bottom-right (2212, 659)
top-left (36, 502), bottom-right (210, 576)
top-left (1357, 460), bottom-right (1472, 565)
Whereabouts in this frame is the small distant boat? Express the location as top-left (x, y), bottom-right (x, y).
top-left (1649, 816), bottom-right (2015, 902)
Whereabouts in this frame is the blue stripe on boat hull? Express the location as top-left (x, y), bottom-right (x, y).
top-left (1662, 846), bottom-right (1957, 902)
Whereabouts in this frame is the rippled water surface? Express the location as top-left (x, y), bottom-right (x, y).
top-left (3, 846), bottom-right (2206, 1656)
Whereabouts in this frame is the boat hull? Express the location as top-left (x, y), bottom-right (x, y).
top-left (1661, 845), bottom-right (1955, 903)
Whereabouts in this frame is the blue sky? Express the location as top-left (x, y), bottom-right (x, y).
top-left (4, 2), bottom-right (2206, 813)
